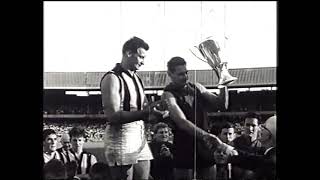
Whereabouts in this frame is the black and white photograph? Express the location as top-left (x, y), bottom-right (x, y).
top-left (43, 1), bottom-right (277, 180)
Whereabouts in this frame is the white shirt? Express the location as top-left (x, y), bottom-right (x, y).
top-left (43, 151), bottom-right (61, 164)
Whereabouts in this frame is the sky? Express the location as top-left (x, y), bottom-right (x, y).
top-left (44, 1), bottom-right (277, 72)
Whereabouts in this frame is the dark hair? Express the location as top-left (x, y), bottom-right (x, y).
top-left (153, 122), bottom-right (169, 134)
top-left (43, 129), bottom-right (56, 141)
top-left (89, 162), bottom-right (112, 180)
top-left (218, 121), bottom-right (234, 135)
top-left (69, 127), bottom-right (86, 139)
top-left (167, 56), bottom-right (186, 73)
top-left (244, 112), bottom-right (260, 121)
top-left (221, 121), bottom-right (234, 129)
top-left (122, 36), bottom-right (149, 55)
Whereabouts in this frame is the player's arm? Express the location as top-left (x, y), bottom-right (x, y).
top-left (100, 74), bottom-right (148, 125)
top-left (195, 83), bottom-right (229, 111)
top-left (162, 91), bottom-right (220, 142)
top-left (162, 91), bottom-right (237, 155)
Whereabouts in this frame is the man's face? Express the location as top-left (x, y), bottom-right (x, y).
top-left (244, 118), bottom-right (259, 141)
top-left (127, 47), bottom-right (146, 71)
top-left (154, 127), bottom-right (170, 143)
top-left (214, 146), bottom-right (229, 164)
top-left (71, 136), bottom-right (85, 152)
top-left (168, 65), bottom-right (188, 88)
top-left (219, 128), bottom-right (236, 144)
top-left (62, 140), bottom-right (72, 151)
top-left (44, 134), bottom-right (58, 152)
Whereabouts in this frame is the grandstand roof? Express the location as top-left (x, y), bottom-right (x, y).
top-left (44, 67), bottom-right (276, 89)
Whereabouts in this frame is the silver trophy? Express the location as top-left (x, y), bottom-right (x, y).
top-left (189, 37), bottom-right (237, 86)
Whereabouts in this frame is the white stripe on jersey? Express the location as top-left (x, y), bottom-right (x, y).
top-left (120, 72), bottom-right (144, 111)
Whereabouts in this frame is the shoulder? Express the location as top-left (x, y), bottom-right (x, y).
top-left (100, 72), bottom-right (121, 90)
top-left (162, 91), bottom-right (178, 105)
top-left (54, 151), bottom-right (63, 158)
top-left (162, 91), bottom-right (175, 99)
top-left (101, 72), bottom-right (120, 83)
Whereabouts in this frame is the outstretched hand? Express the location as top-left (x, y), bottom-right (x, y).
top-left (202, 133), bottom-right (223, 151)
top-left (202, 133), bottom-right (238, 157)
top-left (143, 100), bottom-right (169, 123)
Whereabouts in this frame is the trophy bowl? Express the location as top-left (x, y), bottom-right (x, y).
top-left (189, 37), bottom-right (237, 86)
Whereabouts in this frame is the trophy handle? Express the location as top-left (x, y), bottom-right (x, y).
top-left (190, 37), bottom-right (238, 86)
top-left (189, 46), bottom-right (208, 64)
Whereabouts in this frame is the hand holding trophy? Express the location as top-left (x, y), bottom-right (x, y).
top-left (189, 36), bottom-right (237, 87)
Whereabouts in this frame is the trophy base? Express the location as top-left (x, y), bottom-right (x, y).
top-left (218, 76), bottom-right (238, 87)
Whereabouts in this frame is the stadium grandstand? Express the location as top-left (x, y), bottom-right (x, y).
top-left (43, 67), bottom-right (276, 163)
top-left (44, 67), bottom-right (276, 118)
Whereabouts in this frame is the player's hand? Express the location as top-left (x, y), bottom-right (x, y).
top-left (218, 143), bottom-right (238, 157)
top-left (143, 100), bottom-right (161, 114)
top-left (202, 133), bottom-right (223, 151)
top-left (143, 100), bottom-right (168, 122)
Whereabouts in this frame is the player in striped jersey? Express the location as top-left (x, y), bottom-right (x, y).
top-left (67, 127), bottom-right (98, 180)
top-left (100, 36), bottom-right (165, 180)
top-left (43, 129), bottom-right (62, 164)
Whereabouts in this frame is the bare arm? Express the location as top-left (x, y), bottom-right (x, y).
top-left (162, 91), bottom-right (237, 155)
top-left (195, 83), bottom-right (229, 111)
top-left (162, 91), bottom-right (220, 142)
top-left (100, 74), bottom-right (147, 125)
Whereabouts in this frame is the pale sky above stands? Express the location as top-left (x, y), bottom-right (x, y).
top-left (44, 1), bottom-right (277, 72)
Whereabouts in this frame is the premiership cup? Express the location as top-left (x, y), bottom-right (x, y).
top-left (189, 37), bottom-right (237, 86)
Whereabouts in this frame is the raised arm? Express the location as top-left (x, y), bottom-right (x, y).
top-left (100, 74), bottom-right (147, 125)
top-left (194, 83), bottom-right (229, 111)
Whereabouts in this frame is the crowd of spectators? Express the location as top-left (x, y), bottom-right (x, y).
top-left (43, 105), bottom-right (104, 115)
top-left (43, 112), bottom-right (273, 144)
top-left (43, 90), bottom-right (276, 115)
top-left (43, 122), bottom-right (106, 142)
top-left (43, 112), bottom-right (276, 180)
